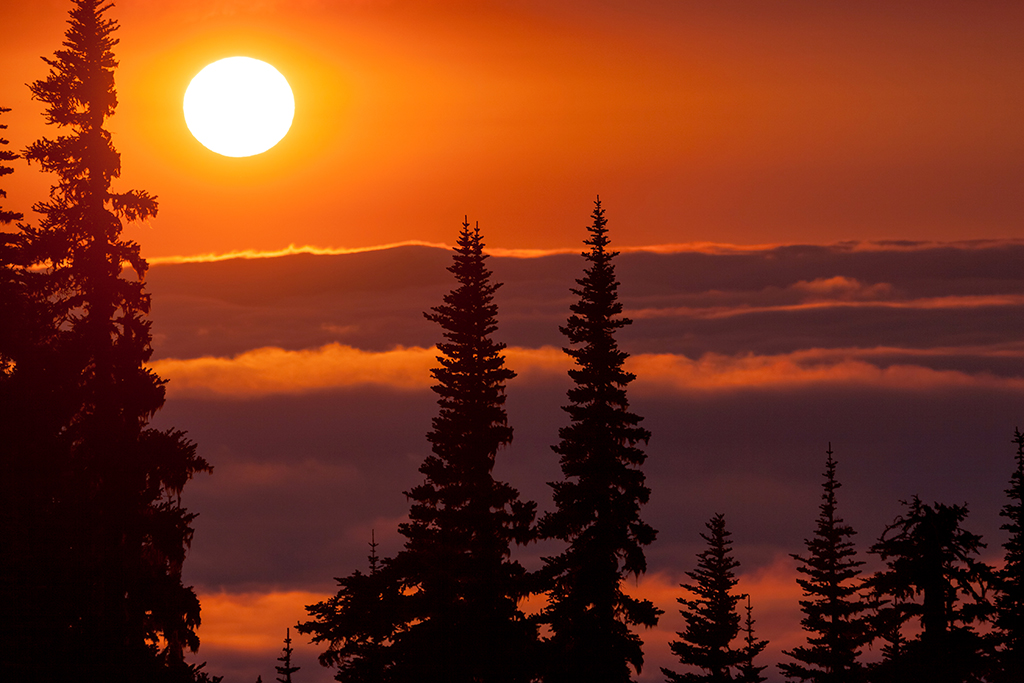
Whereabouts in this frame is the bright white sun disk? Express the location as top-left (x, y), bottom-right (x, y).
top-left (184, 56), bottom-right (295, 158)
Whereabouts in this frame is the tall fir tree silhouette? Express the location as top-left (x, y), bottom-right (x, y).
top-left (993, 428), bottom-right (1024, 682)
top-left (277, 628), bottom-right (301, 683)
top-left (868, 497), bottom-right (993, 683)
top-left (0, 2), bottom-right (210, 680)
top-left (663, 513), bottom-right (747, 683)
top-left (539, 197), bottom-right (660, 683)
top-left (388, 218), bottom-right (537, 683)
top-left (780, 445), bottom-right (869, 683)
top-left (736, 596), bottom-right (769, 683)
top-left (302, 220), bottom-right (537, 683)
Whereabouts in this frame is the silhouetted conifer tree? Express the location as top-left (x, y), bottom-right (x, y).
top-left (539, 197), bottom-right (660, 683)
top-left (868, 497), bottom-right (993, 683)
top-left (0, 3), bottom-right (210, 681)
top-left (388, 219), bottom-right (537, 683)
top-left (663, 513), bottom-right (747, 683)
top-left (780, 445), bottom-right (869, 683)
top-left (277, 628), bottom-right (301, 683)
top-left (736, 596), bottom-right (769, 683)
top-left (300, 533), bottom-right (399, 683)
top-left (301, 221), bottom-right (537, 683)
top-left (992, 428), bottom-right (1024, 681)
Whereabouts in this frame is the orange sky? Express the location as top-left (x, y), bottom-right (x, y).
top-left (2, 0), bottom-right (1024, 259)
top-left (5, 4), bottom-right (1024, 681)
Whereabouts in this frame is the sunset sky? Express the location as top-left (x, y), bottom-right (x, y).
top-left (3, 1), bottom-right (1024, 681)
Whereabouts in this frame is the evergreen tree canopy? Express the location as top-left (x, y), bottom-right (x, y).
top-left (539, 197), bottom-right (660, 683)
top-left (663, 513), bottom-right (746, 683)
top-left (868, 497), bottom-right (993, 683)
top-left (993, 428), bottom-right (1024, 682)
top-left (302, 220), bottom-right (537, 683)
top-left (0, 2), bottom-right (210, 680)
top-left (780, 445), bottom-right (869, 683)
top-left (300, 534), bottom-right (400, 683)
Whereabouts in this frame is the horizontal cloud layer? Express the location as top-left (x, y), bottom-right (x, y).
top-left (151, 343), bottom-right (1024, 398)
top-left (145, 241), bottom-right (1024, 365)
top-left (141, 242), bottom-right (1024, 681)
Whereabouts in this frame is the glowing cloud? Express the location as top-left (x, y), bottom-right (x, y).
top-left (151, 344), bottom-right (437, 397)
top-left (629, 293), bottom-right (1024, 321)
top-left (150, 343), bottom-right (1024, 399)
top-left (630, 350), bottom-right (1024, 393)
top-left (195, 590), bottom-right (330, 652)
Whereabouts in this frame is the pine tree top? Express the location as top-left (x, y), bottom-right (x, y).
top-left (681, 514), bottom-right (741, 616)
top-left (790, 444), bottom-right (865, 596)
top-left (276, 627), bottom-right (300, 683)
top-left (561, 198), bottom-right (633, 375)
top-left (664, 514), bottom-right (747, 682)
top-left (781, 445), bottom-right (870, 682)
top-left (411, 217), bottom-right (525, 523)
top-left (23, 0), bottom-right (156, 282)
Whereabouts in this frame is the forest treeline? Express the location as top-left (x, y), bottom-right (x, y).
top-left (2, 3), bottom-right (1024, 683)
top-left (292, 208), bottom-right (1024, 683)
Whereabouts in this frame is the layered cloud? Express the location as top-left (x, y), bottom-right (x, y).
top-left (143, 242), bottom-right (1024, 681)
top-left (151, 343), bottom-right (1024, 399)
top-left (152, 344), bottom-right (437, 396)
top-left (146, 241), bottom-right (1024, 361)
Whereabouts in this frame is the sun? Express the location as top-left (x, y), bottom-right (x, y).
top-left (184, 57), bottom-right (295, 158)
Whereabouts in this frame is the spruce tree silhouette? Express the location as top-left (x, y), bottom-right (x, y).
top-left (389, 218), bottom-right (537, 683)
top-left (663, 513), bottom-right (748, 683)
top-left (736, 596), bottom-right (769, 683)
top-left (780, 445), bottom-right (870, 683)
top-left (277, 628), bottom-right (301, 683)
top-left (993, 429), bottom-right (1024, 682)
top-left (538, 197), bottom-right (660, 683)
top-left (868, 497), bottom-right (993, 683)
top-left (300, 532), bottom-right (400, 683)
top-left (0, 2), bottom-right (211, 681)
top-left (302, 220), bottom-right (537, 683)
